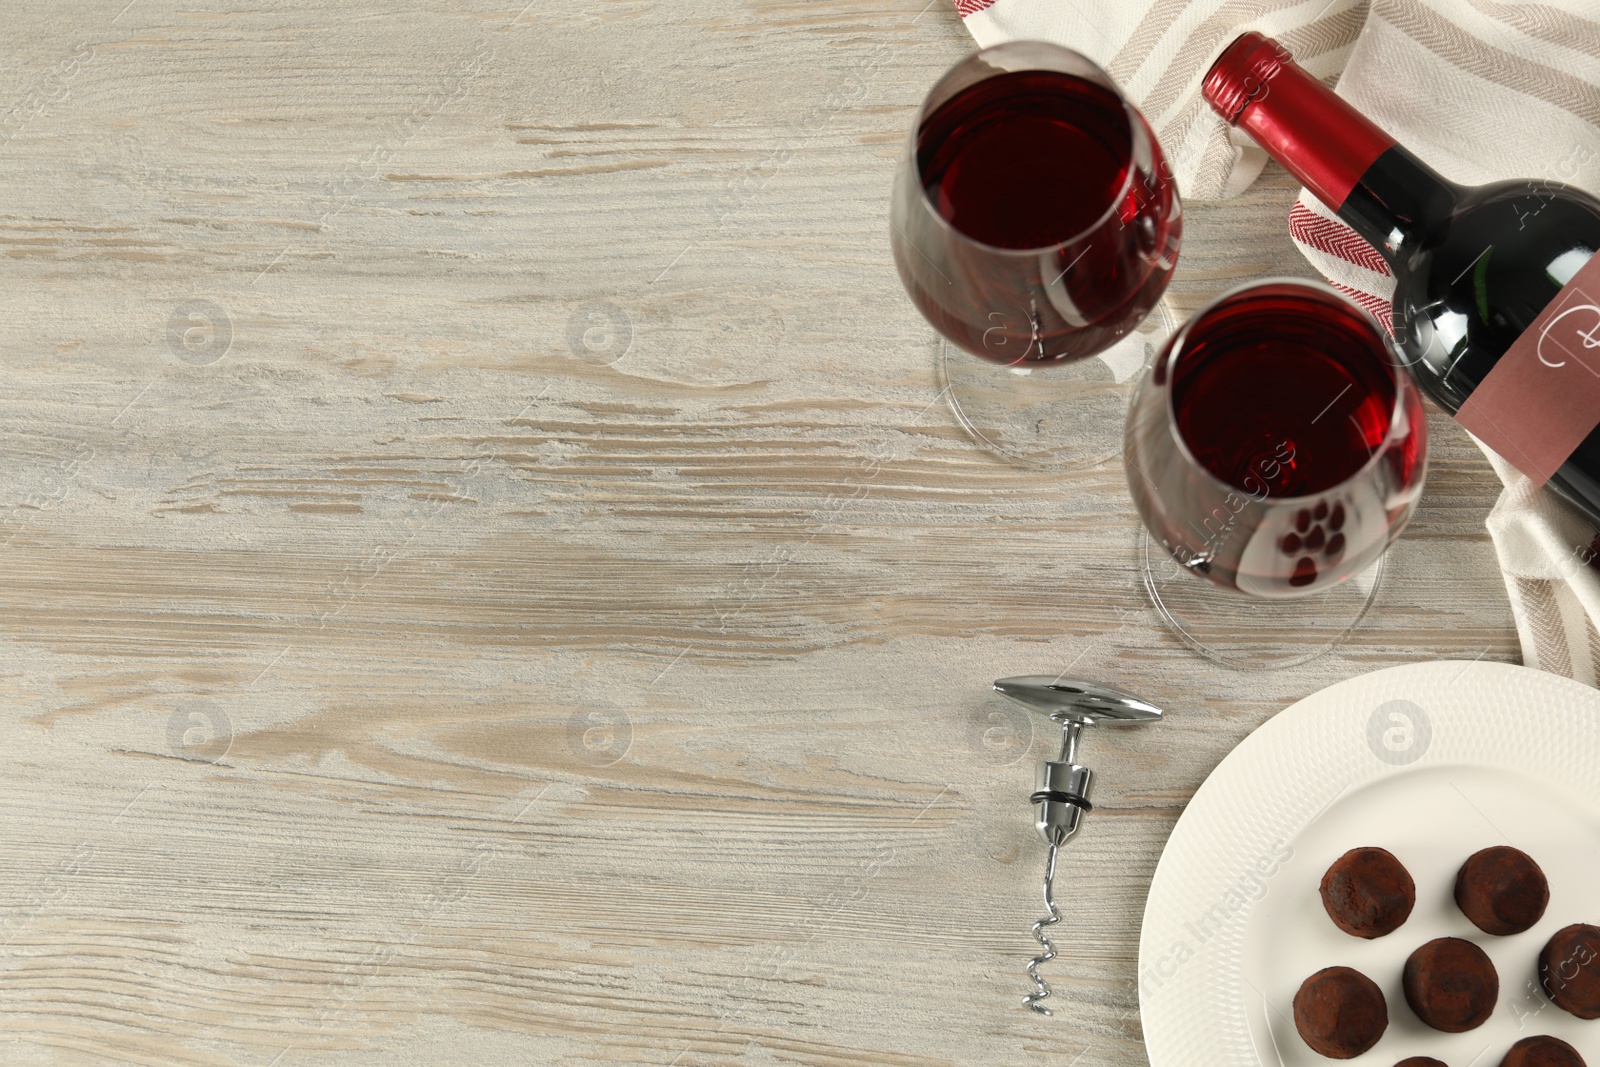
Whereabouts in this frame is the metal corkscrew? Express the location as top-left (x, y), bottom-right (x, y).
top-left (993, 676), bottom-right (1164, 1016)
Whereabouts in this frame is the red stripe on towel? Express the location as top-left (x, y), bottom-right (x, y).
top-left (1288, 202), bottom-right (1393, 276)
top-left (1327, 279), bottom-right (1394, 332)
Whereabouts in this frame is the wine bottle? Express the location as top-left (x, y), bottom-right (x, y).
top-left (1204, 32), bottom-right (1600, 528)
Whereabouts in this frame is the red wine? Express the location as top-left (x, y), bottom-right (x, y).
top-left (891, 67), bottom-right (1180, 363)
top-left (1205, 33), bottom-right (1600, 529)
top-left (1172, 289), bottom-right (1403, 497)
top-left (1124, 282), bottom-right (1426, 595)
top-left (919, 70), bottom-right (1134, 250)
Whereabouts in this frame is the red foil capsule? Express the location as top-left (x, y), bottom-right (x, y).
top-left (1202, 32), bottom-right (1396, 212)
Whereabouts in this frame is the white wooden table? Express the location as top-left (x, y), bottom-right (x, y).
top-left (0, 2), bottom-right (1517, 1064)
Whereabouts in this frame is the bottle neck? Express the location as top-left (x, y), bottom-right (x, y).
top-left (1337, 146), bottom-right (1460, 261)
top-left (1203, 33), bottom-right (1459, 263)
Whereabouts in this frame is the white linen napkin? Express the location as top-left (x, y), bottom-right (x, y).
top-left (1479, 450), bottom-right (1600, 684)
top-left (953, 0), bottom-right (1600, 683)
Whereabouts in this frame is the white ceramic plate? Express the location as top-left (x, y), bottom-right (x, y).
top-left (1139, 661), bottom-right (1600, 1066)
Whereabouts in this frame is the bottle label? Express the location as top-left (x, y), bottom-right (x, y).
top-left (1456, 251), bottom-right (1600, 487)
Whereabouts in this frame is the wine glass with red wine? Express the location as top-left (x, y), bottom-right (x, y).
top-left (891, 42), bottom-right (1181, 468)
top-left (1124, 280), bottom-right (1428, 668)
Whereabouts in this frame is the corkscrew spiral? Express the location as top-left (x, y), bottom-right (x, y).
top-left (1023, 841), bottom-right (1062, 1015)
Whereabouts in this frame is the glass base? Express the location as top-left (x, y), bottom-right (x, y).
top-left (939, 303), bottom-right (1175, 470)
top-left (1140, 531), bottom-right (1385, 670)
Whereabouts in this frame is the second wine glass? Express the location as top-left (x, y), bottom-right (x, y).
top-left (1124, 280), bottom-right (1429, 668)
top-left (890, 41), bottom-right (1182, 468)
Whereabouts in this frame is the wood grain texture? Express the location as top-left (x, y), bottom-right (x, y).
top-left (0, 1), bottom-right (1516, 1065)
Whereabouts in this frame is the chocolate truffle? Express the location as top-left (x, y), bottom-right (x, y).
top-left (1394, 1059), bottom-right (1449, 1067)
top-left (1540, 923), bottom-right (1600, 1019)
top-left (1403, 937), bottom-right (1498, 1032)
top-left (1500, 1035), bottom-right (1586, 1067)
top-left (1455, 846), bottom-right (1550, 935)
top-left (1320, 846), bottom-right (1416, 938)
top-left (1293, 966), bottom-right (1388, 1059)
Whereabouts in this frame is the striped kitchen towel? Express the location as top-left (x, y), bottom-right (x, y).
top-left (1479, 448), bottom-right (1600, 686)
top-left (953, 0), bottom-right (1600, 685)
